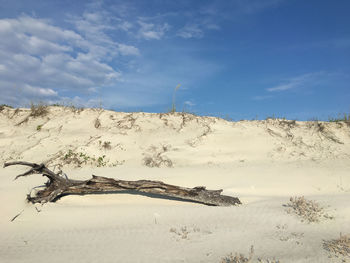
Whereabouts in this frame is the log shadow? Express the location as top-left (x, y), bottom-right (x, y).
top-left (54, 190), bottom-right (216, 206)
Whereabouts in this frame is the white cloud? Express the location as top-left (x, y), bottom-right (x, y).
top-left (117, 43), bottom-right (140, 56)
top-left (0, 14), bottom-right (138, 106)
top-left (137, 21), bottom-right (170, 40)
top-left (184, 100), bottom-right (196, 106)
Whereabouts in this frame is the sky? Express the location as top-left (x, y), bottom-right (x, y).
top-left (0, 0), bottom-right (349, 120)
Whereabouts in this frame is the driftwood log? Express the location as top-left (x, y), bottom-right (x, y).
top-left (4, 161), bottom-right (241, 206)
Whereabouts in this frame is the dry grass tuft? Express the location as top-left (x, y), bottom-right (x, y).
top-left (220, 246), bottom-right (280, 263)
top-left (30, 102), bottom-right (49, 117)
top-left (323, 233), bottom-right (350, 259)
top-left (220, 246), bottom-right (254, 263)
top-left (143, 144), bottom-right (173, 168)
top-left (284, 196), bottom-right (334, 223)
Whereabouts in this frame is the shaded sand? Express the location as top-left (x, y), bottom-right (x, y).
top-left (0, 106), bottom-right (350, 262)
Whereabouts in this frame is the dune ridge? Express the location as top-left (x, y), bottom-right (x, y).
top-left (0, 106), bottom-right (349, 263)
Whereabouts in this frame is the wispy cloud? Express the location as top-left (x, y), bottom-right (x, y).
top-left (267, 72), bottom-right (326, 92)
top-left (137, 20), bottom-right (170, 40)
top-left (177, 24), bottom-right (204, 39)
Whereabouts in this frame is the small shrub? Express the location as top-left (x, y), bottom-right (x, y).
top-left (30, 102), bottom-right (48, 117)
top-left (102, 141), bottom-right (112, 150)
top-left (143, 145), bottom-right (173, 168)
top-left (36, 125), bottom-right (43, 131)
top-left (94, 118), bottom-right (101, 128)
top-left (63, 150), bottom-right (94, 167)
top-left (284, 196), bottom-right (334, 223)
top-left (97, 155), bottom-right (107, 167)
top-left (323, 233), bottom-right (350, 259)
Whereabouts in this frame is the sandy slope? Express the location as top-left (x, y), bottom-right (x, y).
top-left (0, 106), bottom-right (349, 263)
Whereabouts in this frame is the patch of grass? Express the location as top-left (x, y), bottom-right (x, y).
top-left (283, 196), bottom-right (334, 223)
top-left (30, 102), bottom-right (48, 117)
top-left (323, 233), bottom-right (350, 260)
top-left (49, 102), bottom-right (85, 113)
top-left (265, 114), bottom-right (286, 120)
top-left (50, 103), bottom-right (63, 107)
top-left (328, 113), bottom-right (350, 122)
top-left (0, 104), bottom-right (13, 111)
top-left (220, 246), bottom-right (280, 263)
top-left (221, 246), bottom-right (254, 263)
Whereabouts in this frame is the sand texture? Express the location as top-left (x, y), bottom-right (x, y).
top-left (0, 106), bottom-right (350, 262)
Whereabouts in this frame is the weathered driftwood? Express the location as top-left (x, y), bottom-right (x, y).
top-left (4, 161), bottom-right (241, 206)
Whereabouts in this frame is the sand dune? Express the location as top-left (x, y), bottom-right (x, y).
top-left (0, 106), bottom-right (349, 262)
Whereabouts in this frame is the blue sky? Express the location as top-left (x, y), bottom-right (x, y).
top-left (0, 0), bottom-right (349, 120)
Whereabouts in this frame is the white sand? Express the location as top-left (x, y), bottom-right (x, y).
top-left (0, 106), bottom-right (349, 262)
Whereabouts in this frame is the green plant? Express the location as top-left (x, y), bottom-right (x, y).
top-left (97, 155), bottom-right (107, 167)
top-left (328, 113), bottom-right (350, 122)
top-left (62, 150), bottom-right (110, 167)
top-left (171, 84), bottom-right (181, 113)
top-left (36, 125), bottom-right (43, 131)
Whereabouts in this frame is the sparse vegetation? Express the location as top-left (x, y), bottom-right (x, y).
top-left (0, 104), bottom-right (13, 111)
top-left (221, 246), bottom-right (254, 263)
top-left (30, 102), bottom-right (48, 117)
top-left (323, 233), bottom-right (350, 260)
top-left (62, 150), bottom-right (108, 167)
top-left (220, 246), bottom-right (280, 263)
top-left (116, 113), bottom-right (141, 131)
top-left (283, 196), bottom-right (334, 223)
top-left (169, 226), bottom-right (201, 240)
top-left (143, 144), bottom-right (173, 168)
top-left (49, 102), bottom-right (85, 113)
top-left (328, 113), bottom-right (350, 122)
top-left (36, 125), bottom-right (43, 131)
